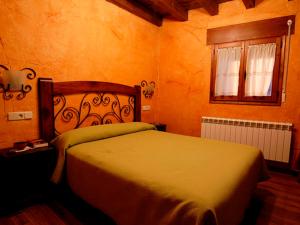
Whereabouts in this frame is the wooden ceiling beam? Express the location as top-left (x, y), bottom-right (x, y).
top-left (242, 0), bottom-right (255, 9)
top-left (177, 0), bottom-right (232, 10)
top-left (217, 0), bottom-right (233, 3)
top-left (138, 0), bottom-right (188, 21)
top-left (204, 0), bottom-right (219, 16)
top-left (177, 0), bottom-right (220, 15)
top-left (178, 0), bottom-right (207, 10)
top-left (160, 0), bottom-right (188, 21)
top-left (106, 0), bottom-right (162, 26)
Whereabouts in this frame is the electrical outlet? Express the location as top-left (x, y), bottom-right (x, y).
top-left (8, 111), bottom-right (33, 121)
top-left (142, 105), bottom-right (151, 111)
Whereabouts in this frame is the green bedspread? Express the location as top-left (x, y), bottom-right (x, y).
top-left (52, 122), bottom-right (268, 225)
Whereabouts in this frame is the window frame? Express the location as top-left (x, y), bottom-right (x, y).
top-left (210, 37), bottom-right (284, 106)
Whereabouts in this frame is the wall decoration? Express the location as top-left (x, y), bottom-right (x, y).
top-left (0, 64), bottom-right (36, 100)
top-left (140, 80), bottom-right (155, 98)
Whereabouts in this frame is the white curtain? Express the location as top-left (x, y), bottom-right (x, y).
top-left (245, 43), bottom-right (276, 96)
top-left (215, 47), bottom-right (241, 96)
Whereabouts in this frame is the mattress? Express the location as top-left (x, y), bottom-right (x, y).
top-left (52, 122), bottom-right (268, 225)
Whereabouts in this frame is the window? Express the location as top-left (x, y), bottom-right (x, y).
top-left (210, 37), bottom-right (283, 105)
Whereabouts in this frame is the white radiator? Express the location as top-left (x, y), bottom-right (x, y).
top-left (201, 116), bottom-right (293, 163)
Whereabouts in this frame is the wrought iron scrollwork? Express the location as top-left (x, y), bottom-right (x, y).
top-left (140, 80), bottom-right (155, 98)
top-left (54, 93), bottom-right (135, 135)
top-left (0, 64), bottom-right (37, 100)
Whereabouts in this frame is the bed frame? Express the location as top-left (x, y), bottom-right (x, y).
top-left (38, 78), bottom-right (141, 142)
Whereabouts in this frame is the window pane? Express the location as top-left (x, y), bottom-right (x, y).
top-left (215, 47), bottom-right (241, 96)
top-left (245, 43), bottom-right (276, 96)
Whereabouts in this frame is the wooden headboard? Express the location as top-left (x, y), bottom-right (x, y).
top-left (38, 78), bottom-right (141, 142)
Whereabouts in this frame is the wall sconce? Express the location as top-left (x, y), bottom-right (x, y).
top-left (140, 80), bottom-right (155, 98)
top-left (0, 64), bottom-right (36, 100)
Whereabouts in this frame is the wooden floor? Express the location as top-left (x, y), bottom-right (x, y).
top-left (0, 172), bottom-right (299, 225)
top-left (241, 172), bottom-right (300, 225)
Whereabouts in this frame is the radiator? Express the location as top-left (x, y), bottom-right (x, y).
top-left (201, 117), bottom-right (293, 163)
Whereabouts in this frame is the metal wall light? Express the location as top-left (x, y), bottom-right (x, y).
top-left (140, 80), bottom-right (155, 99)
top-left (0, 64), bottom-right (36, 100)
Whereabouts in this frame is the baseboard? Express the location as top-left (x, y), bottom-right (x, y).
top-left (266, 160), bottom-right (299, 177)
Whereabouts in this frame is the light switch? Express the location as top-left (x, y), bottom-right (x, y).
top-left (8, 111), bottom-right (33, 121)
top-left (24, 111), bottom-right (33, 119)
top-left (142, 105), bottom-right (151, 111)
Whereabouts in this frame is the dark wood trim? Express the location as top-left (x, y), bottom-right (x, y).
top-left (141, 0), bottom-right (188, 21)
top-left (266, 161), bottom-right (300, 179)
top-left (53, 81), bottom-right (140, 96)
top-left (207, 15), bottom-right (296, 45)
top-left (38, 78), bottom-right (55, 142)
top-left (279, 35), bottom-right (286, 103)
top-left (134, 85), bottom-right (141, 122)
top-left (266, 160), bottom-right (295, 175)
top-left (217, 0), bottom-right (233, 3)
top-left (242, 0), bottom-right (255, 9)
top-left (238, 41), bottom-right (246, 101)
top-left (106, 0), bottom-right (162, 26)
top-left (106, 0), bottom-right (237, 24)
top-left (178, 0), bottom-right (232, 10)
top-left (267, 160), bottom-right (289, 169)
top-left (38, 79), bottom-right (142, 141)
top-left (209, 45), bottom-right (216, 102)
top-left (209, 99), bottom-right (282, 106)
top-left (204, 0), bottom-right (219, 16)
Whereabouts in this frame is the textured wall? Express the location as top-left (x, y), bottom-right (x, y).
top-left (1, 0), bottom-right (299, 168)
top-left (158, 0), bottom-right (300, 168)
top-left (0, 0), bottom-right (160, 148)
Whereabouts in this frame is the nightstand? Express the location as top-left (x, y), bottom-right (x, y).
top-left (153, 123), bottom-right (167, 132)
top-left (0, 146), bottom-right (56, 214)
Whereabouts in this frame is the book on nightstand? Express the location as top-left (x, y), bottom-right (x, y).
top-left (28, 139), bottom-right (49, 149)
top-left (10, 139), bottom-right (49, 153)
top-left (3, 140), bottom-right (50, 157)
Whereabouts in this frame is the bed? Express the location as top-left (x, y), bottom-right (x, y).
top-left (38, 78), bottom-right (268, 225)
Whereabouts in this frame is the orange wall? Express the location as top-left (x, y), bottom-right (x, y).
top-left (158, 0), bottom-right (300, 168)
top-left (1, 0), bottom-right (300, 168)
top-left (0, 0), bottom-right (160, 148)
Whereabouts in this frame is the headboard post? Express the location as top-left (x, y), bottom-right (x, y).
top-left (38, 78), bottom-right (55, 142)
top-left (134, 85), bottom-right (141, 122)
